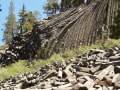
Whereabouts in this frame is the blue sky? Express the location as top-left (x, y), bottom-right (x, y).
top-left (0, 0), bottom-right (49, 46)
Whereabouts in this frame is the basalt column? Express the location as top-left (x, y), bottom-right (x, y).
top-left (46, 0), bottom-right (119, 56)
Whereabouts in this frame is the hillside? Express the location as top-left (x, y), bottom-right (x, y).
top-left (0, 0), bottom-right (119, 67)
top-left (0, 0), bottom-right (120, 89)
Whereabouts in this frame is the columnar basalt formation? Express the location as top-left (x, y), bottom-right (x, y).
top-left (40, 0), bottom-right (119, 57)
top-left (0, 0), bottom-right (119, 66)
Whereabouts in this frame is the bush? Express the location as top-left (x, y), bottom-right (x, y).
top-left (104, 39), bottom-right (120, 48)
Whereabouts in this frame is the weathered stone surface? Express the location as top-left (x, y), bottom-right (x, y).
top-left (109, 56), bottom-right (120, 61)
top-left (64, 68), bottom-right (77, 83)
top-left (58, 68), bottom-right (63, 78)
top-left (0, 47), bottom-right (120, 89)
top-left (96, 65), bottom-right (114, 80)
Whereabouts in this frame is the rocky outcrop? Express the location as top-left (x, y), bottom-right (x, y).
top-left (47, 0), bottom-right (119, 53)
top-left (0, 21), bottom-right (46, 66)
top-left (0, 46), bottom-right (120, 90)
top-left (0, 0), bottom-right (119, 66)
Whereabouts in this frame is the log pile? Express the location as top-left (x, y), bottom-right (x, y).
top-left (0, 0), bottom-right (119, 65)
top-left (0, 46), bottom-right (120, 90)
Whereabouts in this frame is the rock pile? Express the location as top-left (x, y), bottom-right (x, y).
top-left (0, 21), bottom-right (47, 66)
top-left (0, 46), bottom-right (120, 90)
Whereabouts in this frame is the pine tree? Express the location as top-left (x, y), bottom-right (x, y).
top-left (3, 0), bottom-right (17, 44)
top-left (60, 0), bottom-right (84, 11)
top-left (109, 6), bottom-right (120, 39)
top-left (71, 0), bottom-right (84, 7)
top-left (43, 0), bottom-right (60, 16)
top-left (18, 4), bottom-right (27, 34)
top-left (19, 5), bottom-right (35, 33)
top-left (22, 11), bottom-right (35, 32)
top-left (27, 11), bottom-right (35, 25)
top-left (60, 0), bottom-right (65, 12)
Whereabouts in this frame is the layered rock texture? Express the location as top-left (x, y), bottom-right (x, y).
top-left (0, 0), bottom-right (119, 66)
top-left (0, 46), bottom-right (120, 89)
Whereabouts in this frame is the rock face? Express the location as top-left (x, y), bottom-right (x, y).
top-left (43, 0), bottom-right (119, 55)
top-left (0, 0), bottom-right (119, 66)
top-left (0, 46), bottom-right (120, 90)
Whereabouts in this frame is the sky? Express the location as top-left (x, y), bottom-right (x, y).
top-left (0, 0), bottom-right (49, 46)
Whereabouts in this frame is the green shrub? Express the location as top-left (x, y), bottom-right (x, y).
top-left (104, 39), bottom-right (120, 48)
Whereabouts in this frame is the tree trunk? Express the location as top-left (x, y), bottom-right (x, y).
top-left (60, 0), bottom-right (65, 12)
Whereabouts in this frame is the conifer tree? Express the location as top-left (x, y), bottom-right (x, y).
top-left (3, 0), bottom-right (17, 44)
top-left (18, 4), bottom-right (27, 34)
top-left (109, 6), bottom-right (120, 39)
top-left (22, 11), bottom-right (35, 32)
top-left (19, 5), bottom-right (35, 33)
top-left (60, 0), bottom-right (65, 12)
top-left (60, 0), bottom-right (84, 11)
top-left (71, 0), bottom-right (84, 7)
top-left (43, 0), bottom-right (60, 16)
